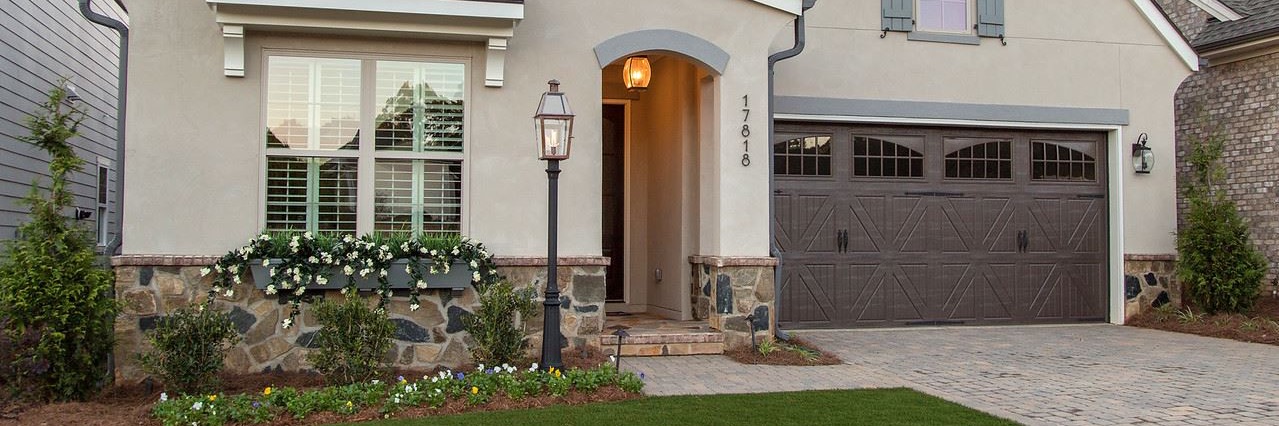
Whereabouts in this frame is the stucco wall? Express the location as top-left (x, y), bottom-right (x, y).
top-left (122, 0), bottom-right (793, 259)
top-left (771, 0), bottom-right (1194, 255)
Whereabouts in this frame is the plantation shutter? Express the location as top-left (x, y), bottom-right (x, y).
top-left (882, 0), bottom-right (913, 32)
top-left (976, 0), bottom-right (1005, 38)
top-left (266, 156), bottom-right (358, 233)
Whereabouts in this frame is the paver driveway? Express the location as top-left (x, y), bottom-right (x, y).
top-left (621, 325), bottom-right (1279, 425)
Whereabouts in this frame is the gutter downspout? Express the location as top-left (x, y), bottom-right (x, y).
top-left (767, 0), bottom-right (814, 340)
top-left (79, 0), bottom-right (128, 257)
top-left (79, 0), bottom-right (127, 383)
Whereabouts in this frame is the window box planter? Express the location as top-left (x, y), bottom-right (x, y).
top-left (249, 259), bottom-right (472, 291)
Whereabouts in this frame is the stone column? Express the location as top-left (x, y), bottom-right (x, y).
top-left (689, 256), bottom-right (777, 349)
top-left (1124, 254), bottom-right (1179, 320)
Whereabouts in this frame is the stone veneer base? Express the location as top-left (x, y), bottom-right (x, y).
top-left (111, 256), bottom-right (607, 383)
top-left (1124, 254), bottom-right (1179, 320)
top-left (690, 256), bottom-right (777, 349)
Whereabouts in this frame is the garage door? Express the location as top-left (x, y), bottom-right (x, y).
top-left (773, 124), bottom-right (1109, 328)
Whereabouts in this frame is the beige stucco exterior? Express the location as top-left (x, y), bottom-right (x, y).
top-left (121, 0), bottom-right (1193, 322)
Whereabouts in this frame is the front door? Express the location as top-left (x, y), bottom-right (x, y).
top-left (602, 103), bottom-right (626, 302)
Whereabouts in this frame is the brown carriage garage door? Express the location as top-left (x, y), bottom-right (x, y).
top-left (773, 124), bottom-right (1109, 328)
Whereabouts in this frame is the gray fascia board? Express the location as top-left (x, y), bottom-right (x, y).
top-left (774, 97), bottom-right (1130, 126)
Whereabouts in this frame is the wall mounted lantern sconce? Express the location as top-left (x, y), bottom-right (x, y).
top-left (622, 56), bottom-right (651, 92)
top-left (1132, 133), bottom-right (1154, 174)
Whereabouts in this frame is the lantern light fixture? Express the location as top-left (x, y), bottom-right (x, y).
top-left (534, 80), bottom-right (575, 160)
top-left (622, 56), bottom-right (652, 92)
top-left (1132, 133), bottom-right (1154, 174)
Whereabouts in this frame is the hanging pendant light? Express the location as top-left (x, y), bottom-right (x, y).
top-left (622, 56), bottom-right (652, 92)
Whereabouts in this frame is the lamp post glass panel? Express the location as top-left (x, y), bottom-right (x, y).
top-left (535, 80), bottom-right (574, 370)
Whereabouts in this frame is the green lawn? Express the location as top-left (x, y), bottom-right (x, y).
top-left (344, 388), bottom-right (1018, 426)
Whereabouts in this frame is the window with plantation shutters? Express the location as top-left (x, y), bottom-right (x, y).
top-left (264, 55), bottom-right (467, 235)
top-left (881, 0), bottom-right (1005, 43)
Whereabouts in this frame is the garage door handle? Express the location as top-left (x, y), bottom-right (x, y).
top-left (1017, 230), bottom-right (1028, 253)
top-left (904, 191), bottom-right (966, 197)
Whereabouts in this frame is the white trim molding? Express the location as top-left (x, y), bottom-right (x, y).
top-left (1131, 0), bottom-right (1200, 71)
top-left (749, 0), bottom-right (804, 15)
top-left (206, 0), bottom-right (520, 81)
top-left (1185, 0), bottom-right (1245, 22)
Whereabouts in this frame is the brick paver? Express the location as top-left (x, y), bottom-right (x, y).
top-left (620, 325), bottom-right (1279, 425)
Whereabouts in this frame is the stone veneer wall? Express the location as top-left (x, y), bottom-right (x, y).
top-left (1173, 50), bottom-right (1279, 282)
top-left (111, 255), bottom-right (606, 383)
top-left (689, 256), bottom-right (776, 348)
top-left (1124, 255), bottom-right (1179, 320)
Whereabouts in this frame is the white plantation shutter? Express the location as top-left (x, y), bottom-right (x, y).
top-left (374, 159), bottom-right (462, 234)
top-left (375, 62), bottom-right (465, 152)
top-left (266, 156), bottom-right (357, 233)
top-left (266, 57), bottom-right (361, 151)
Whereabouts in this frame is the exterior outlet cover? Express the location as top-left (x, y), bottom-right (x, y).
top-left (654, 268), bottom-right (663, 282)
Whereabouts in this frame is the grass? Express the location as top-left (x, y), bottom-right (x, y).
top-left (342, 388), bottom-right (1017, 426)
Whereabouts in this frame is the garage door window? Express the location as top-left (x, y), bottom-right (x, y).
top-left (1031, 140), bottom-right (1097, 182)
top-left (774, 135), bottom-right (832, 176)
top-left (853, 135), bottom-right (924, 178)
top-left (944, 138), bottom-right (1011, 180)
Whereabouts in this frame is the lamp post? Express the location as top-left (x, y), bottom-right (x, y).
top-left (534, 80), bottom-right (574, 371)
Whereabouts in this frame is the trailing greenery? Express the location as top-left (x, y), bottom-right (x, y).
top-left (0, 84), bottom-right (118, 401)
top-left (138, 305), bottom-right (242, 395)
top-left (307, 296), bottom-right (396, 385)
top-left (1176, 126), bottom-right (1268, 314)
top-left (203, 233), bottom-right (500, 328)
top-left (461, 281), bottom-right (537, 366)
top-left (152, 363), bottom-right (643, 425)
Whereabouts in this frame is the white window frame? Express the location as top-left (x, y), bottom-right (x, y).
top-left (259, 50), bottom-right (471, 236)
top-left (915, 0), bottom-right (973, 34)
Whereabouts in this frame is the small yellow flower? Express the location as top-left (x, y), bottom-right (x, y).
top-left (554, 370), bottom-right (562, 378)
top-left (208, 394), bottom-right (217, 402)
top-left (470, 386), bottom-right (478, 395)
top-left (263, 387), bottom-right (272, 396)
top-left (345, 400), bottom-right (354, 407)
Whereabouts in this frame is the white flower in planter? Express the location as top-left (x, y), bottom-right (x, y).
top-left (265, 285), bottom-right (277, 295)
top-left (472, 271), bottom-right (481, 282)
top-left (409, 303), bottom-right (420, 311)
top-left (269, 268), bottom-right (276, 278)
top-left (400, 242), bottom-right (410, 252)
top-left (469, 260), bottom-right (478, 269)
top-left (259, 234), bottom-right (270, 241)
top-left (229, 265), bottom-right (240, 274)
top-left (340, 287), bottom-right (349, 295)
top-left (419, 247), bottom-right (428, 254)
top-left (214, 264), bottom-right (224, 273)
top-left (294, 286), bottom-right (306, 296)
top-left (343, 235), bottom-right (355, 244)
top-left (303, 231), bottom-right (313, 240)
top-left (360, 268), bottom-right (371, 277)
top-left (343, 265), bottom-right (355, 276)
top-left (379, 269), bottom-right (388, 278)
top-left (232, 275), bottom-right (242, 284)
top-left (261, 259), bottom-right (270, 267)
top-left (307, 256), bottom-right (318, 264)
top-left (316, 276), bottom-right (329, 286)
top-left (416, 280), bottom-right (428, 289)
top-left (282, 318), bottom-right (293, 329)
top-left (430, 250), bottom-right (438, 257)
top-left (224, 289), bottom-right (234, 298)
top-left (452, 247), bottom-right (460, 255)
top-left (404, 264), bottom-right (413, 274)
top-left (200, 267), bottom-right (211, 276)
top-left (442, 264), bottom-right (451, 274)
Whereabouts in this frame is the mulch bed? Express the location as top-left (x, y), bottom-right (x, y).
top-left (1127, 296), bottom-right (1279, 346)
top-left (724, 337), bottom-right (842, 366)
top-left (0, 346), bottom-right (624, 426)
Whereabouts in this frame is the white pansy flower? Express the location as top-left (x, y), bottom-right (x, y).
top-left (200, 267), bottom-right (211, 276)
top-left (416, 280), bottom-right (428, 289)
top-left (192, 401), bottom-right (203, 410)
top-left (265, 285), bottom-right (277, 295)
top-left (159, 392), bottom-right (168, 402)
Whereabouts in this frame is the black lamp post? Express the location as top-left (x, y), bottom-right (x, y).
top-left (534, 80), bottom-right (574, 371)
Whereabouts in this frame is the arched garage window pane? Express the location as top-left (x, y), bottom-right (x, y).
top-left (1032, 140), bottom-right (1097, 182)
top-left (852, 135), bottom-right (924, 178)
top-left (944, 138), bottom-right (1012, 180)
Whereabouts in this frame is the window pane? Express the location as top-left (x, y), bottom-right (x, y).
top-left (376, 61), bottom-right (466, 152)
top-left (944, 138), bottom-right (1011, 180)
top-left (1031, 140), bottom-right (1098, 182)
top-left (265, 57), bottom-right (361, 151)
top-left (918, 0), bottom-right (969, 32)
top-left (266, 156), bottom-right (357, 233)
top-left (375, 159), bottom-right (462, 234)
top-left (851, 135), bottom-right (924, 178)
top-left (774, 135), bottom-right (832, 177)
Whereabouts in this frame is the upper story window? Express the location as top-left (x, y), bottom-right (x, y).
top-left (917, 0), bottom-right (969, 33)
top-left (265, 54), bottom-right (466, 236)
top-left (881, 0), bottom-right (1004, 42)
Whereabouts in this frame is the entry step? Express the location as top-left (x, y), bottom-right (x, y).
top-left (599, 332), bottom-right (724, 356)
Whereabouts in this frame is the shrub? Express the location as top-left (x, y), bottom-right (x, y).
top-left (461, 281), bottom-right (537, 366)
top-left (307, 296), bottom-right (395, 385)
top-left (1177, 125), bottom-right (1268, 314)
top-left (138, 305), bottom-right (242, 395)
top-left (0, 84), bottom-right (118, 401)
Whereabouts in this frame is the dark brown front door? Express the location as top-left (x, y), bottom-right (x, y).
top-left (602, 104), bottom-right (626, 302)
top-left (774, 124), bottom-right (1108, 328)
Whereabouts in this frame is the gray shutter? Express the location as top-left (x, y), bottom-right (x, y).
top-left (976, 0), bottom-right (1005, 38)
top-left (882, 0), bottom-right (913, 32)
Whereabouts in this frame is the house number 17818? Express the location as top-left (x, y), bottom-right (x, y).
top-left (741, 95), bottom-right (751, 167)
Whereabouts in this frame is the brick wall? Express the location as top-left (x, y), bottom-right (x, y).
top-left (1155, 0), bottom-right (1211, 41)
top-left (1173, 51), bottom-right (1279, 280)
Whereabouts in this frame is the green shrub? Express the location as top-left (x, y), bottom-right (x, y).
top-left (138, 305), bottom-right (242, 395)
top-left (1177, 126), bottom-right (1268, 314)
top-left (461, 281), bottom-right (537, 366)
top-left (307, 297), bottom-right (395, 385)
top-left (0, 84), bottom-right (118, 401)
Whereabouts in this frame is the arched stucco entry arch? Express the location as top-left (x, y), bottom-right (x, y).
top-left (593, 29), bottom-right (730, 75)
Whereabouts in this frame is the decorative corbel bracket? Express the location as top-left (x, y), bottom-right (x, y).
top-left (485, 37), bottom-right (508, 88)
top-left (222, 24), bottom-right (246, 77)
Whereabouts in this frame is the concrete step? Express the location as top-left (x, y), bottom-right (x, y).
top-left (599, 332), bottom-right (724, 356)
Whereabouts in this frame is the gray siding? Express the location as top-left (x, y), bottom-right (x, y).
top-left (0, 0), bottom-right (125, 247)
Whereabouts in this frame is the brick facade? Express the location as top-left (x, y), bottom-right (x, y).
top-left (1172, 50), bottom-right (1279, 281)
